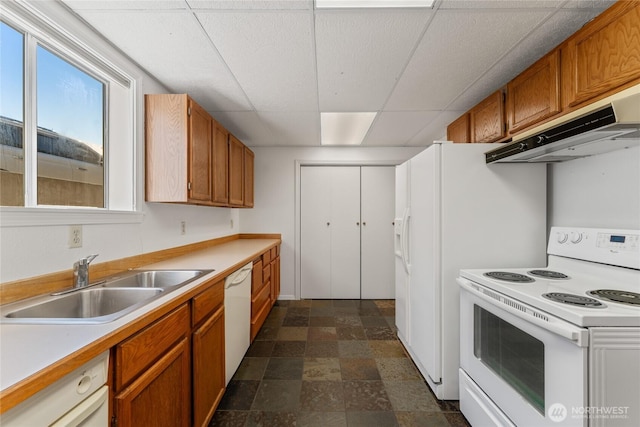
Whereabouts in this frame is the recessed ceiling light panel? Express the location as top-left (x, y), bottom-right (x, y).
top-left (321, 112), bottom-right (377, 146)
top-left (315, 0), bottom-right (435, 9)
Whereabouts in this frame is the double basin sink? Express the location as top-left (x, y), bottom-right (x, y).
top-left (0, 270), bottom-right (213, 324)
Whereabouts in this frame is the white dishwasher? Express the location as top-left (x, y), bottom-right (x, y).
top-left (1, 351), bottom-right (109, 426)
top-left (224, 261), bottom-right (253, 385)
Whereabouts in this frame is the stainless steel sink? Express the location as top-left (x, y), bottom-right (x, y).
top-left (101, 270), bottom-right (209, 289)
top-left (1, 288), bottom-right (164, 324)
top-left (0, 269), bottom-right (213, 324)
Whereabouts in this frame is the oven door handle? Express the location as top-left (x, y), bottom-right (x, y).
top-left (458, 278), bottom-right (589, 347)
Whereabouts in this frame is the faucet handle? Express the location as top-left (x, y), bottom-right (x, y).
top-left (85, 254), bottom-right (99, 264)
top-left (76, 254), bottom-right (99, 267)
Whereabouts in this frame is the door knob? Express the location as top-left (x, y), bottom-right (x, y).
top-left (356, 222), bottom-right (360, 226)
top-left (363, 222), bottom-right (366, 226)
top-left (326, 222), bottom-right (330, 226)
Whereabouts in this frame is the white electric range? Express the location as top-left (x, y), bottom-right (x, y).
top-left (457, 227), bottom-right (640, 427)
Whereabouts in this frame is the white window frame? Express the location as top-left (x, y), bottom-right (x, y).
top-left (0, 1), bottom-right (143, 226)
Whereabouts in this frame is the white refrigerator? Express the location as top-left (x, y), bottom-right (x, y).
top-left (394, 141), bottom-right (547, 400)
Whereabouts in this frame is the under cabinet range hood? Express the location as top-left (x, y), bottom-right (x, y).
top-left (486, 85), bottom-right (640, 163)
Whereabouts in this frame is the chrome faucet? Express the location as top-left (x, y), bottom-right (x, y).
top-left (73, 254), bottom-right (99, 288)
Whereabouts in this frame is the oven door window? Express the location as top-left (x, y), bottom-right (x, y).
top-left (474, 305), bottom-right (545, 414)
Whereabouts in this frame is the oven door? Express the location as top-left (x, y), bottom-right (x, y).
top-left (458, 277), bottom-right (589, 427)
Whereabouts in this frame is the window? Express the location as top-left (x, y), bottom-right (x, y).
top-left (0, 2), bottom-right (138, 224)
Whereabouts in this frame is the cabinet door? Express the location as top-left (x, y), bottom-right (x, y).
top-left (228, 135), bottom-right (244, 206)
top-left (243, 147), bottom-right (254, 208)
top-left (193, 306), bottom-right (225, 427)
top-left (114, 338), bottom-right (191, 427)
top-left (470, 90), bottom-right (506, 143)
top-left (212, 121), bottom-right (229, 205)
top-left (447, 113), bottom-right (470, 143)
top-left (562, 2), bottom-right (640, 108)
top-left (507, 50), bottom-right (561, 133)
top-left (188, 99), bottom-right (213, 203)
top-left (360, 166), bottom-right (395, 299)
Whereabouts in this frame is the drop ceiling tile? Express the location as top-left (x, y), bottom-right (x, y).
top-left (406, 110), bottom-right (465, 145)
top-left (62, 0), bottom-right (188, 10)
top-left (448, 8), bottom-right (608, 111)
top-left (187, 0), bottom-right (312, 9)
top-left (363, 111), bottom-right (441, 146)
top-left (385, 9), bottom-right (551, 112)
top-left (315, 9), bottom-right (432, 112)
top-left (258, 112), bottom-right (320, 145)
top-left (439, 0), bottom-right (563, 8)
top-left (76, 10), bottom-right (252, 111)
top-left (197, 11), bottom-right (318, 112)
top-left (211, 111), bottom-right (275, 146)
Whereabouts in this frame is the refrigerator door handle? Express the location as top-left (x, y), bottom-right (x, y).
top-left (401, 208), bottom-right (411, 274)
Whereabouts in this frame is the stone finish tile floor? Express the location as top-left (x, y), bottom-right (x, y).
top-left (211, 299), bottom-right (471, 427)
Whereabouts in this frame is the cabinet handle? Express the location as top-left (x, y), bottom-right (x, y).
top-left (326, 222), bottom-right (330, 226)
top-left (356, 222), bottom-right (360, 226)
top-left (363, 222), bottom-right (366, 226)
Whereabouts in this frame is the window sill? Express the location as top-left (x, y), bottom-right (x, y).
top-left (0, 207), bottom-right (144, 227)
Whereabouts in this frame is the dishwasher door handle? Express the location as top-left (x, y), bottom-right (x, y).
top-left (226, 264), bottom-right (253, 288)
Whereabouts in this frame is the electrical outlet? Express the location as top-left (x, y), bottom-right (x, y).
top-left (180, 221), bottom-right (186, 235)
top-left (69, 225), bottom-right (82, 248)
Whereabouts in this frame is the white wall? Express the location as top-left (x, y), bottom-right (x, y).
top-left (548, 146), bottom-right (640, 230)
top-left (239, 146), bottom-right (423, 300)
top-left (0, 2), bottom-right (237, 283)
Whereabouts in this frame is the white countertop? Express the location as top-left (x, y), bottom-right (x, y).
top-left (0, 238), bottom-right (278, 397)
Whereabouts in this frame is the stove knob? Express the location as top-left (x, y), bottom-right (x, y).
top-left (557, 232), bottom-right (568, 244)
top-left (570, 231), bottom-right (583, 244)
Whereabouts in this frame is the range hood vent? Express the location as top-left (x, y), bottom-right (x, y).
top-left (486, 86), bottom-right (640, 164)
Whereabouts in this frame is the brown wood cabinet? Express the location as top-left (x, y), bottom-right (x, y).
top-left (244, 147), bottom-right (255, 208)
top-left (250, 245), bottom-right (280, 341)
top-left (113, 304), bottom-right (191, 427)
top-left (447, 113), bottom-right (470, 143)
top-left (562, 2), bottom-right (640, 109)
top-left (192, 280), bottom-right (225, 427)
top-left (145, 94), bottom-right (254, 208)
top-left (470, 90), bottom-right (506, 143)
top-left (212, 120), bottom-right (229, 205)
top-left (228, 135), bottom-right (245, 207)
top-left (507, 50), bottom-right (561, 134)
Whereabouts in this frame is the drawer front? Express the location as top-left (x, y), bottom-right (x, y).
top-left (251, 298), bottom-right (271, 341)
top-left (192, 279), bottom-right (224, 327)
top-left (251, 280), bottom-right (271, 319)
top-left (270, 247), bottom-right (277, 259)
top-left (116, 304), bottom-right (190, 390)
top-left (262, 250), bottom-right (272, 265)
top-left (252, 260), bottom-right (263, 293)
top-left (262, 264), bottom-right (271, 283)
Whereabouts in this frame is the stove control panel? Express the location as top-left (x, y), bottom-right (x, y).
top-left (549, 227), bottom-right (640, 270)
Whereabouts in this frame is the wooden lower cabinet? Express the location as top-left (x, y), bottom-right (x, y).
top-left (113, 304), bottom-right (191, 427)
top-left (192, 305), bottom-right (225, 427)
top-left (112, 279), bottom-right (227, 427)
top-left (114, 337), bottom-right (191, 427)
top-left (250, 245), bottom-right (281, 341)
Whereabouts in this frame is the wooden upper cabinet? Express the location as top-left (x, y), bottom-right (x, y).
top-left (212, 120), bottom-right (229, 205)
top-left (243, 147), bottom-right (254, 208)
top-left (145, 94), bottom-right (190, 202)
top-left (447, 113), bottom-right (470, 143)
top-left (470, 90), bottom-right (506, 143)
top-left (507, 50), bottom-right (561, 134)
top-left (562, 2), bottom-right (640, 108)
top-left (146, 94), bottom-right (254, 208)
top-left (188, 100), bottom-right (213, 203)
top-left (228, 135), bottom-right (245, 207)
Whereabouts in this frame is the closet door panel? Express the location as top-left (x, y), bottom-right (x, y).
top-left (361, 166), bottom-right (395, 299)
top-left (329, 167), bottom-right (361, 299)
top-left (300, 167), bottom-right (332, 299)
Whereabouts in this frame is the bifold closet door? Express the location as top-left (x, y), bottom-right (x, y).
top-left (360, 166), bottom-right (395, 299)
top-left (300, 166), bottom-right (360, 299)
